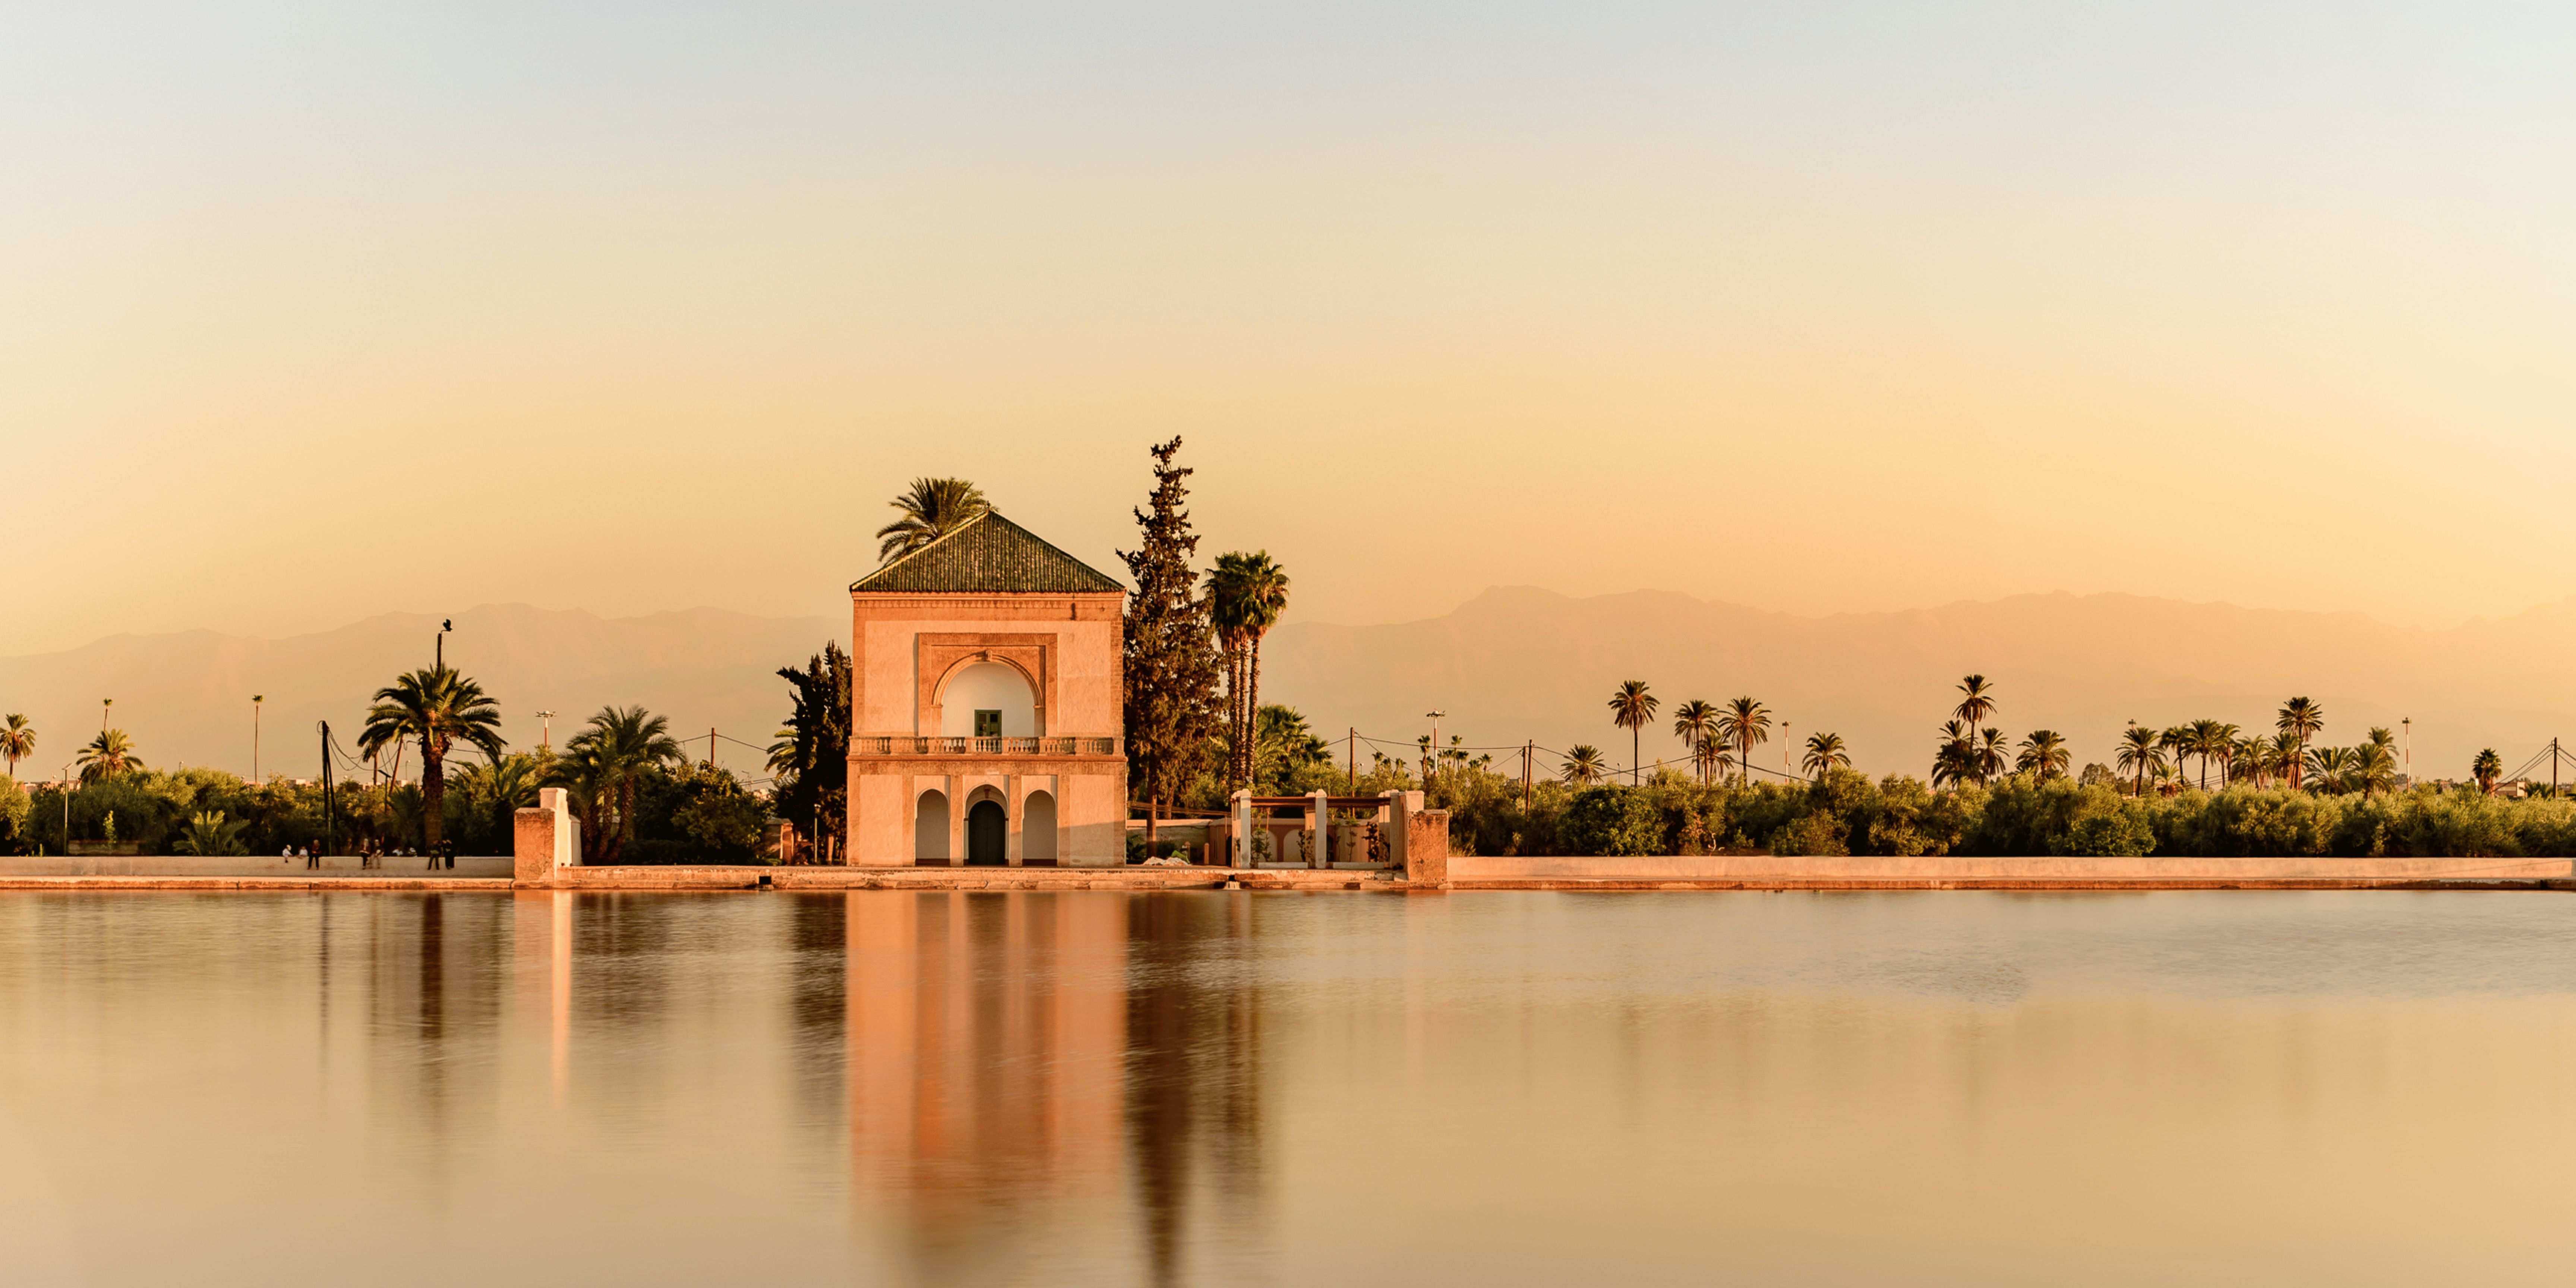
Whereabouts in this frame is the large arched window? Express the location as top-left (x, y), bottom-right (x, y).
top-left (915, 790), bottom-right (950, 862)
top-left (940, 662), bottom-right (1037, 737)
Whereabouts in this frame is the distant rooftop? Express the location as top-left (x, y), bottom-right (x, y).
top-left (851, 511), bottom-right (1124, 596)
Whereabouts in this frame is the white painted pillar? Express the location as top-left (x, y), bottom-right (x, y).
top-left (1231, 790), bottom-right (1253, 868)
top-left (1308, 790), bottom-right (1329, 868)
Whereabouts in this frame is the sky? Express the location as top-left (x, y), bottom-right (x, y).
top-left (6, 1), bottom-right (2573, 657)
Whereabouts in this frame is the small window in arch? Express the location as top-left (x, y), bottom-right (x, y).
top-left (974, 710), bottom-right (1003, 738)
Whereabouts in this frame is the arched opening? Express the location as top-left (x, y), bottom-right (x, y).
top-left (966, 800), bottom-right (1007, 865)
top-left (1021, 791), bottom-right (1057, 865)
top-left (940, 662), bottom-right (1037, 737)
top-left (915, 790), bottom-right (950, 864)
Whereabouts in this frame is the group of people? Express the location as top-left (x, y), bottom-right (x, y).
top-left (278, 845), bottom-right (443, 869)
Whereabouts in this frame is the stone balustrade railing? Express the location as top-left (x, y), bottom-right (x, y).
top-left (851, 735), bottom-right (1121, 757)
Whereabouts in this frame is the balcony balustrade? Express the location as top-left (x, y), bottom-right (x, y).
top-left (851, 735), bottom-right (1121, 757)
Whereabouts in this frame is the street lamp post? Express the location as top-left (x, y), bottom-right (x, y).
top-left (253, 695), bottom-right (263, 783)
top-left (60, 760), bottom-right (74, 853)
top-left (101, 698), bottom-right (112, 733)
top-left (1424, 711), bottom-right (1445, 788)
top-left (436, 618), bottom-right (451, 670)
top-left (537, 710), bottom-right (556, 751)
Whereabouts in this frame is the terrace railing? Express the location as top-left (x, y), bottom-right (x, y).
top-left (852, 735), bottom-right (1121, 757)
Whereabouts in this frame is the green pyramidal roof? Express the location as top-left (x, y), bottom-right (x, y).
top-left (852, 511), bottom-right (1125, 595)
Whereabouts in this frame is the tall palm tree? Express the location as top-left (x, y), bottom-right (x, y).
top-left (874, 477), bottom-right (990, 563)
top-left (1714, 697), bottom-right (1771, 788)
top-left (1931, 720), bottom-right (1973, 788)
top-left (2277, 697), bottom-right (2324, 792)
top-left (357, 666), bottom-right (506, 856)
top-left (0, 714), bottom-right (33, 780)
top-left (2115, 726), bottom-right (2162, 798)
top-left (2267, 730), bottom-right (2302, 791)
top-left (1692, 735), bottom-right (1735, 785)
top-left (1800, 731), bottom-right (1850, 779)
top-left (1206, 556), bottom-right (1256, 792)
top-left (2305, 745), bottom-right (2354, 795)
top-left (2157, 726), bottom-right (2195, 792)
top-left (1974, 727), bottom-right (2010, 784)
top-left (2204, 722), bottom-right (2242, 787)
top-left (2471, 748), bottom-right (2503, 795)
top-left (2186, 718), bottom-right (2231, 790)
top-left (1608, 681), bottom-right (1659, 786)
top-left (2015, 729), bottom-right (2070, 781)
top-left (75, 729), bottom-right (142, 783)
top-left (1216, 552), bottom-right (1289, 794)
top-left (549, 705), bottom-right (685, 864)
top-left (1560, 744), bottom-right (1607, 786)
top-left (1954, 675), bottom-right (1998, 751)
top-left (1671, 700), bottom-right (1720, 784)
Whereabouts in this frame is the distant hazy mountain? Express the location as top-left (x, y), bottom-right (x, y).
top-left (10, 588), bottom-right (2574, 792)
top-left (0, 604), bottom-right (837, 783)
top-left (1257, 587), bottom-right (2576, 786)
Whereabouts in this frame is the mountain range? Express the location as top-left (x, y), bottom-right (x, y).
top-left (6, 588), bottom-right (2573, 789)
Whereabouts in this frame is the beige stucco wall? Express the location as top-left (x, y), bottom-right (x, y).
top-left (846, 589), bottom-right (1127, 866)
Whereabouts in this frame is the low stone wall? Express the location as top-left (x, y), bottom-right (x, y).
top-left (1446, 854), bottom-right (2576, 884)
top-left (0, 855), bottom-right (513, 879)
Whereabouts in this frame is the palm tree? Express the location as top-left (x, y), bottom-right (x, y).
top-left (1206, 556), bottom-right (1256, 792)
top-left (357, 666), bottom-right (506, 857)
top-left (1218, 552), bottom-right (1289, 794)
top-left (2308, 747), bottom-right (2349, 793)
top-left (1692, 735), bottom-right (1736, 785)
top-left (1671, 700), bottom-right (1720, 784)
top-left (2350, 741), bottom-right (2399, 799)
top-left (2472, 748), bottom-right (2503, 795)
top-left (2277, 697), bottom-right (2324, 792)
top-left (2267, 730), bottom-right (2303, 790)
top-left (76, 729), bottom-right (142, 783)
top-left (172, 810), bottom-right (251, 856)
top-left (874, 477), bottom-right (990, 563)
top-left (2230, 735), bottom-right (2268, 789)
top-left (2115, 726), bottom-right (2162, 797)
top-left (1560, 745), bottom-right (1607, 786)
top-left (1607, 682), bottom-right (1659, 786)
top-left (1974, 727), bottom-right (2010, 784)
top-left (550, 706), bottom-right (685, 864)
top-left (1931, 720), bottom-right (1973, 788)
top-left (2203, 722), bottom-right (2242, 786)
top-left (2181, 719), bottom-right (2225, 789)
top-left (0, 714), bottom-right (33, 780)
top-left (1954, 675), bottom-right (1998, 750)
top-left (2015, 730), bottom-right (2070, 781)
top-left (1800, 731), bottom-right (1850, 779)
top-left (2158, 726), bottom-right (2195, 792)
top-left (1714, 696), bottom-right (1771, 788)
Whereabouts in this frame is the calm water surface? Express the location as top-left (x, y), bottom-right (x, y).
top-left (2, 890), bottom-right (2572, 1287)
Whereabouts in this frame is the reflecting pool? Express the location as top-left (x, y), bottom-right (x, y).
top-left (1, 890), bottom-right (2572, 1286)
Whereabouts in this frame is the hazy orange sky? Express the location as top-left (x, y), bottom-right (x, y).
top-left (7, 2), bottom-right (2571, 657)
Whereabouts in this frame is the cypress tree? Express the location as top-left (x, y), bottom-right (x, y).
top-left (1118, 437), bottom-right (1221, 855)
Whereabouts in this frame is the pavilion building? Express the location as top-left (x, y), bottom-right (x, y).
top-left (845, 512), bottom-right (1128, 865)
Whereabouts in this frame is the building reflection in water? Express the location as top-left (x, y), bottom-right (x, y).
top-left (840, 890), bottom-right (1266, 1287)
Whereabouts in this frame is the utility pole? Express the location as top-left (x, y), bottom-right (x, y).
top-left (1522, 740), bottom-right (1533, 815)
top-left (1784, 720), bottom-right (1793, 779)
top-left (253, 695), bottom-right (263, 783)
top-left (1425, 711), bottom-right (1445, 791)
top-left (2553, 737), bottom-right (2561, 801)
top-left (709, 726), bottom-right (718, 768)
top-left (1347, 728), bottom-right (1356, 795)
top-left (60, 760), bottom-right (73, 853)
top-left (2403, 717), bottom-right (2412, 786)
